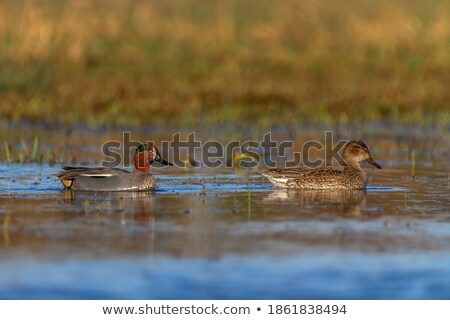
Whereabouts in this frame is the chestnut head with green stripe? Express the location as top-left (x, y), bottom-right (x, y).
top-left (134, 144), bottom-right (173, 173)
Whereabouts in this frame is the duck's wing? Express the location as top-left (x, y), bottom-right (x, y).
top-left (262, 168), bottom-right (309, 180)
top-left (263, 167), bottom-right (340, 178)
top-left (261, 167), bottom-right (343, 185)
top-left (56, 166), bottom-right (130, 181)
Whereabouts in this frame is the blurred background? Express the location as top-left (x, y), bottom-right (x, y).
top-left (1, 0), bottom-right (449, 129)
top-left (1, 1), bottom-right (450, 300)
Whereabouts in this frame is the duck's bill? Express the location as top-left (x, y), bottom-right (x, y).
top-left (367, 157), bottom-right (381, 169)
top-left (152, 154), bottom-right (173, 166)
top-left (159, 158), bottom-right (173, 166)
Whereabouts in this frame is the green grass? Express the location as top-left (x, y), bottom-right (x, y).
top-left (2, 136), bottom-right (73, 165)
top-left (0, 0), bottom-right (449, 128)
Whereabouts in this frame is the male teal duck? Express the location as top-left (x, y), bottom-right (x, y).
top-left (261, 140), bottom-right (381, 190)
top-left (56, 143), bottom-right (172, 191)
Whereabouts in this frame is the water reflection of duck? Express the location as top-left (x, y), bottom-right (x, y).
top-left (61, 190), bottom-right (155, 219)
top-left (56, 144), bottom-right (172, 191)
top-left (60, 190), bottom-right (157, 255)
top-left (262, 140), bottom-right (381, 189)
top-left (264, 189), bottom-right (366, 215)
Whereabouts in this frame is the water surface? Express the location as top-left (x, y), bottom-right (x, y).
top-left (1, 126), bottom-right (449, 299)
top-left (1, 160), bottom-right (449, 299)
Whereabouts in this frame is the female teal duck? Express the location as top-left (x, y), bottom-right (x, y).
top-left (56, 144), bottom-right (172, 191)
top-left (261, 140), bottom-right (381, 190)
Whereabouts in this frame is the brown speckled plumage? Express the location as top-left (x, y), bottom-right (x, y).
top-left (261, 140), bottom-right (381, 190)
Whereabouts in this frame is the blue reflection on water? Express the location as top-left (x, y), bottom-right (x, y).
top-left (1, 253), bottom-right (449, 299)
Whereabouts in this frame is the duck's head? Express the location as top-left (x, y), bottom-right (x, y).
top-left (134, 143), bottom-right (173, 173)
top-left (342, 140), bottom-right (381, 169)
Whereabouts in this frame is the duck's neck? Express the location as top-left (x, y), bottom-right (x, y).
top-left (343, 156), bottom-right (362, 171)
top-left (134, 152), bottom-right (150, 173)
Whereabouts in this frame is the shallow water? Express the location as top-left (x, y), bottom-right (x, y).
top-left (1, 152), bottom-right (449, 299)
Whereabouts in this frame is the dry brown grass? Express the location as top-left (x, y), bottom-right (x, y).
top-left (0, 0), bottom-right (449, 127)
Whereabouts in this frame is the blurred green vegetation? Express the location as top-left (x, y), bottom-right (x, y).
top-left (0, 0), bottom-right (449, 128)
